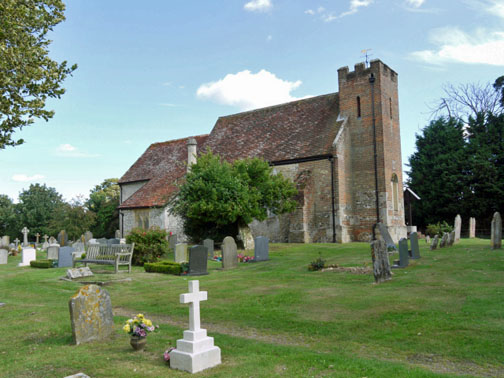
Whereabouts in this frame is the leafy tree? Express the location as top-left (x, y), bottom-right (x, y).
top-left (494, 76), bottom-right (504, 107)
top-left (0, 194), bottom-right (18, 238)
top-left (171, 151), bottom-right (297, 242)
top-left (87, 178), bottom-right (119, 238)
top-left (0, 0), bottom-right (77, 149)
top-left (50, 196), bottom-right (95, 240)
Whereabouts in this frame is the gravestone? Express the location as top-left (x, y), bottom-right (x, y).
top-left (0, 249), bottom-right (7, 264)
top-left (72, 241), bottom-right (85, 253)
top-left (221, 236), bottom-right (238, 269)
top-left (96, 238), bottom-right (108, 245)
top-left (58, 230), bottom-right (68, 247)
top-left (491, 212), bottom-right (502, 249)
top-left (58, 246), bottom-right (75, 268)
top-left (18, 247), bottom-right (36, 266)
top-left (68, 284), bottom-right (114, 345)
top-left (49, 236), bottom-right (57, 244)
top-left (175, 243), bottom-right (189, 263)
top-left (107, 238), bottom-right (120, 245)
top-left (47, 244), bottom-right (60, 260)
top-left (14, 238), bottom-right (20, 248)
top-left (376, 223), bottom-right (397, 250)
top-left (188, 245), bottom-right (208, 276)
top-left (42, 234), bottom-right (49, 250)
top-left (169, 280), bottom-right (221, 373)
top-left (84, 231), bottom-right (93, 243)
top-left (88, 238), bottom-right (98, 245)
top-left (115, 230), bottom-right (121, 239)
top-left (454, 214), bottom-right (462, 243)
top-left (66, 267), bottom-right (93, 280)
top-left (203, 239), bottom-right (214, 259)
top-left (409, 232), bottom-right (420, 259)
top-left (35, 233), bottom-right (40, 244)
top-left (439, 232), bottom-right (449, 248)
top-left (371, 240), bottom-right (391, 283)
top-left (1, 235), bottom-right (9, 247)
top-left (426, 235), bottom-right (431, 244)
top-left (469, 217), bottom-right (476, 238)
top-left (21, 227), bottom-right (29, 247)
top-left (392, 238), bottom-right (409, 269)
top-left (430, 235), bottom-right (439, 250)
top-left (169, 234), bottom-right (177, 250)
top-left (253, 236), bottom-right (269, 262)
top-left (448, 230), bottom-right (455, 247)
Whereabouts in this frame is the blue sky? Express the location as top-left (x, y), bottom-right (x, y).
top-left (1, 0), bottom-right (503, 201)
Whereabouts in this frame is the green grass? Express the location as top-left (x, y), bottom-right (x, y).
top-left (0, 239), bottom-right (503, 377)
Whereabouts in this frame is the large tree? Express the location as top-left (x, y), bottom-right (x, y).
top-left (171, 152), bottom-right (297, 242)
top-left (86, 178), bottom-right (119, 238)
top-left (50, 196), bottom-right (95, 240)
top-left (0, 0), bottom-right (77, 149)
top-left (0, 194), bottom-right (18, 239)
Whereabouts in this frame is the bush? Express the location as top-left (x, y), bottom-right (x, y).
top-left (308, 254), bottom-right (326, 271)
top-left (144, 261), bottom-right (183, 275)
top-left (126, 227), bottom-right (170, 266)
top-left (426, 221), bottom-right (453, 237)
top-left (30, 259), bottom-right (56, 269)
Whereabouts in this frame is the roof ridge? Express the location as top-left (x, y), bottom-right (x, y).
top-left (151, 134), bottom-right (209, 147)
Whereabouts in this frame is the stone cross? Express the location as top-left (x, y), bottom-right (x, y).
top-left (21, 227), bottom-right (29, 247)
top-left (36, 233), bottom-right (40, 244)
top-left (180, 280), bottom-right (207, 331)
top-left (14, 238), bottom-right (20, 248)
top-left (43, 235), bottom-right (48, 243)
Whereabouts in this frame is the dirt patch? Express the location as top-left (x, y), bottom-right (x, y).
top-left (321, 265), bottom-right (372, 274)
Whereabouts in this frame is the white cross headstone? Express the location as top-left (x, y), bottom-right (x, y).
top-left (35, 233), bottom-right (40, 244)
top-left (169, 280), bottom-right (221, 374)
top-left (43, 235), bottom-right (48, 243)
top-left (22, 227), bottom-right (29, 247)
top-left (14, 238), bottom-right (20, 248)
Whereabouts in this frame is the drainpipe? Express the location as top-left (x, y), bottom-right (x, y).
top-left (329, 157), bottom-right (336, 243)
top-left (369, 73), bottom-right (380, 240)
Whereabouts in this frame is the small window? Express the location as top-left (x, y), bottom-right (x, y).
top-left (391, 174), bottom-right (399, 211)
top-left (357, 96), bottom-right (361, 118)
top-left (389, 98), bottom-right (393, 119)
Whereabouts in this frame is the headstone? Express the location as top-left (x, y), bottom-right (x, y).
top-left (0, 249), bottom-right (7, 264)
top-left (491, 212), bottom-right (502, 249)
top-left (392, 238), bottom-right (409, 268)
top-left (96, 238), bottom-right (108, 245)
top-left (21, 227), bottom-right (29, 247)
top-left (35, 233), bottom-right (40, 244)
top-left (72, 241), bottom-right (85, 253)
top-left (376, 223), bottom-right (397, 250)
top-left (221, 236), bottom-right (238, 269)
top-left (169, 280), bottom-right (221, 373)
top-left (68, 284), bottom-right (114, 345)
top-left (469, 217), bottom-right (476, 238)
top-left (238, 225), bottom-right (255, 250)
top-left (253, 236), bottom-right (269, 262)
top-left (448, 230), bottom-right (455, 247)
top-left (14, 238), bottom-right (20, 248)
top-left (430, 235), bottom-right (439, 250)
top-left (426, 235), bottom-right (431, 244)
top-left (58, 246), bottom-right (75, 268)
top-left (115, 230), bottom-right (121, 239)
top-left (371, 240), bottom-right (391, 283)
top-left (58, 230), bottom-right (68, 247)
top-left (88, 238), bottom-right (98, 245)
top-left (49, 236), bottom-right (57, 244)
top-left (42, 240), bottom-right (49, 250)
top-left (18, 247), bottom-right (36, 266)
top-left (47, 244), bottom-right (60, 260)
top-left (1, 235), bottom-right (9, 247)
top-left (66, 267), bottom-right (93, 280)
top-left (169, 233), bottom-right (177, 250)
top-left (439, 232), bottom-right (449, 248)
top-left (175, 243), bottom-right (189, 263)
top-left (454, 214), bottom-right (462, 243)
top-left (43, 235), bottom-right (48, 243)
top-left (107, 238), bottom-right (120, 245)
top-left (409, 232), bottom-right (420, 259)
top-left (203, 239), bottom-right (214, 259)
top-left (188, 245), bottom-right (208, 276)
top-left (84, 231), bottom-right (93, 243)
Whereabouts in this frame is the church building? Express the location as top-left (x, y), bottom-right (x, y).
top-left (118, 60), bottom-right (407, 243)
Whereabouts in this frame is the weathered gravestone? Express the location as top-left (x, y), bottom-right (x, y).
top-left (115, 230), bottom-right (121, 239)
top-left (49, 236), bottom-right (57, 245)
top-left (68, 284), bottom-right (114, 345)
top-left (454, 214), bottom-right (462, 243)
top-left (188, 245), bottom-right (208, 276)
top-left (96, 238), bottom-right (108, 245)
top-left (439, 232), bottom-right (449, 248)
top-left (447, 230), bottom-right (455, 247)
top-left (376, 223), bottom-right (397, 250)
top-left (430, 235), bottom-right (439, 250)
top-left (425, 235), bottom-right (430, 244)
top-left (203, 239), bottom-right (214, 259)
top-left (42, 235), bottom-right (49, 250)
top-left (84, 231), bottom-right (93, 243)
top-left (469, 217), bottom-right (476, 238)
top-left (169, 280), bottom-right (221, 373)
top-left (371, 239), bottom-right (392, 283)
top-left (58, 246), bottom-right (75, 268)
top-left (169, 234), bottom-right (178, 250)
top-left (18, 247), bottom-right (36, 267)
top-left (491, 212), bottom-right (502, 249)
top-left (66, 267), bottom-right (93, 280)
top-left (21, 227), bottom-right (29, 247)
top-left (222, 236), bottom-right (238, 269)
top-left (0, 249), bottom-right (7, 264)
top-left (72, 241), bottom-right (85, 253)
top-left (410, 232), bottom-right (420, 259)
top-left (253, 236), bottom-right (269, 262)
top-left (392, 238), bottom-right (409, 269)
top-left (175, 243), bottom-right (189, 263)
top-left (1, 235), bottom-right (9, 247)
top-left (58, 230), bottom-right (68, 247)
top-left (47, 244), bottom-right (60, 260)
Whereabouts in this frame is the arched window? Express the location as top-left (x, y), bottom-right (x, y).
top-left (391, 174), bottom-right (399, 211)
top-left (356, 96), bottom-right (361, 118)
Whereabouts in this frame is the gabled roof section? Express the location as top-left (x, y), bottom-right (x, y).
top-left (204, 93), bottom-right (341, 163)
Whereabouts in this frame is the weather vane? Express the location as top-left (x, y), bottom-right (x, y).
top-left (361, 49), bottom-right (373, 67)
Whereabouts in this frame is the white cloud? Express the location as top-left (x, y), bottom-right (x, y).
top-left (55, 144), bottom-right (100, 158)
top-left (244, 0), bottom-right (272, 12)
top-left (406, 0), bottom-right (425, 7)
top-left (486, 0), bottom-right (504, 18)
top-left (411, 27), bottom-right (504, 66)
top-left (12, 174), bottom-right (44, 182)
top-left (266, 35), bottom-right (272, 41)
top-left (196, 69), bottom-right (307, 111)
top-left (58, 143), bottom-right (76, 152)
top-left (305, 9), bottom-right (315, 15)
top-left (340, 0), bottom-right (374, 18)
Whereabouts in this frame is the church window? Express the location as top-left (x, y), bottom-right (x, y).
top-left (357, 96), bottom-right (361, 118)
top-left (391, 174), bottom-right (399, 211)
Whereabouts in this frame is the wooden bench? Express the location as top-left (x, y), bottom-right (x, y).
top-left (73, 243), bottom-right (135, 273)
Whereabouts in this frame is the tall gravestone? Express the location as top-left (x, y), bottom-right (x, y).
top-left (392, 238), bottom-right (409, 268)
top-left (47, 244), bottom-right (60, 260)
top-left (376, 223), bottom-right (397, 250)
top-left (203, 239), bottom-right (214, 259)
top-left (469, 217), bottom-right (476, 238)
top-left (68, 285), bottom-right (114, 345)
top-left (253, 236), bottom-right (269, 262)
top-left (175, 243), bottom-right (189, 263)
top-left (21, 227), bottom-right (29, 247)
top-left (439, 232), bottom-right (449, 248)
top-left (58, 246), bottom-right (75, 268)
top-left (221, 236), bottom-right (238, 269)
top-left (409, 232), bottom-right (420, 259)
top-left (371, 240), bottom-right (391, 283)
top-left (42, 235), bottom-right (49, 250)
top-left (491, 212), bottom-right (502, 249)
top-left (84, 231), bottom-right (93, 243)
top-left (430, 235), bottom-right (439, 250)
top-left (58, 230), bottom-right (68, 247)
top-left (448, 230), bottom-right (455, 247)
top-left (454, 214), bottom-right (462, 243)
top-left (169, 234), bottom-right (178, 250)
top-left (188, 245), bottom-right (208, 276)
top-left (0, 248), bottom-right (7, 264)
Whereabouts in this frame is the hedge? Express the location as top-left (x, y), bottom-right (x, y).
top-left (144, 261), bottom-right (182, 275)
top-left (30, 259), bottom-right (56, 269)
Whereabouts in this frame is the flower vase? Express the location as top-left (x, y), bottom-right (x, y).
top-left (130, 335), bottom-right (147, 350)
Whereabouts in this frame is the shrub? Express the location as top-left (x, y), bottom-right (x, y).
top-left (30, 259), bottom-right (56, 269)
top-left (144, 261), bottom-right (183, 275)
top-left (426, 221), bottom-right (453, 237)
top-left (126, 227), bottom-right (170, 266)
top-left (308, 254), bottom-right (326, 271)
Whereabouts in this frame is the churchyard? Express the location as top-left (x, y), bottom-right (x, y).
top-left (0, 238), bottom-right (503, 377)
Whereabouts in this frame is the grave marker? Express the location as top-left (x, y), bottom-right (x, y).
top-left (221, 236), bottom-right (238, 269)
top-left (175, 243), bottom-right (189, 263)
top-left (392, 238), bottom-right (409, 268)
top-left (371, 240), bottom-right (391, 283)
top-left (14, 238), bottom-right (20, 248)
top-left (410, 232), bottom-right (420, 259)
top-left (58, 230), bottom-right (68, 247)
top-left (169, 233), bottom-right (177, 250)
top-left (0, 249), bottom-right (7, 264)
top-left (469, 217), bottom-right (476, 238)
top-left (47, 244), bottom-right (60, 260)
top-left (430, 235), bottom-right (439, 250)
top-left (203, 239), bottom-right (214, 259)
top-left (448, 230), bottom-right (455, 247)
top-left (376, 223), bottom-right (397, 250)
top-left (188, 245), bottom-right (208, 276)
top-left (84, 231), bottom-right (93, 243)
top-left (58, 246), bottom-right (75, 268)
top-left (491, 212), bottom-right (502, 249)
top-left (439, 233), bottom-right (449, 248)
top-left (253, 236), bottom-right (269, 262)
top-left (18, 247), bottom-right (36, 267)
top-left (454, 214), bottom-right (462, 243)
top-left (22, 227), bottom-right (29, 247)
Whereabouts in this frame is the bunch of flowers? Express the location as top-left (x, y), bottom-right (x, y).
top-left (237, 253), bottom-right (254, 263)
top-left (123, 314), bottom-right (156, 337)
top-left (163, 347), bottom-right (175, 364)
top-left (212, 255), bottom-right (222, 262)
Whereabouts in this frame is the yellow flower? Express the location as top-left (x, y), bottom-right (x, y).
top-left (144, 319), bottom-right (152, 327)
top-left (136, 313), bottom-right (144, 319)
top-left (123, 324), bottom-right (131, 333)
top-left (127, 318), bottom-right (133, 324)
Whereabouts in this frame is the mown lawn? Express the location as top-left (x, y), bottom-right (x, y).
top-left (0, 239), bottom-right (503, 377)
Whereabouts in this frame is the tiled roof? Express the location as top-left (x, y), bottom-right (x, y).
top-left (119, 93), bottom-right (342, 209)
